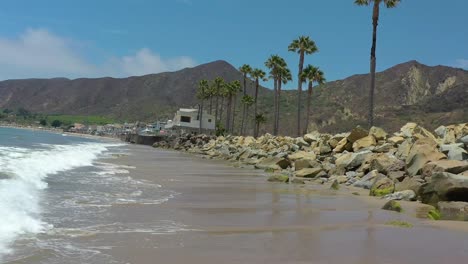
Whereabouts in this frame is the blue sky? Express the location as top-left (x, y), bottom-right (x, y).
top-left (0, 0), bottom-right (467, 88)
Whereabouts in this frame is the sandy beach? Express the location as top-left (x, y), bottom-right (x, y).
top-left (66, 144), bottom-right (467, 264)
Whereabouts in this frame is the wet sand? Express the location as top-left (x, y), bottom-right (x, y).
top-left (63, 144), bottom-right (465, 264)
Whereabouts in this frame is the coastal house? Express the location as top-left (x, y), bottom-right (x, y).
top-left (165, 108), bottom-right (215, 134)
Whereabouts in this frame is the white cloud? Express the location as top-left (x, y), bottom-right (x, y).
top-left (105, 48), bottom-right (196, 77)
top-left (0, 28), bottom-right (196, 80)
top-left (454, 59), bottom-right (468, 69)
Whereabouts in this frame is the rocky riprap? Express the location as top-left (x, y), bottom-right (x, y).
top-left (154, 122), bottom-right (468, 221)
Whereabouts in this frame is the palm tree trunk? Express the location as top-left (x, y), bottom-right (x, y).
top-left (219, 97), bottom-right (224, 123)
top-left (240, 75), bottom-right (247, 135)
top-left (226, 95), bottom-right (232, 132)
top-left (273, 78), bottom-right (278, 135)
top-left (305, 81), bottom-right (313, 134)
top-left (232, 95), bottom-right (238, 134)
top-left (209, 96), bottom-right (213, 114)
top-left (215, 96), bottom-right (219, 125)
top-left (199, 102), bottom-right (204, 134)
top-left (368, 1), bottom-right (380, 128)
top-left (297, 51), bottom-right (305, 136)
top-left (254, 78), bottom-right (259, 137)
top-left (276, 79), bottom-right (282, 135)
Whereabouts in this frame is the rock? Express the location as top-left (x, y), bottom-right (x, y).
top-left (406, 138), bottom-right (446, 176)
top-left (395, 177), bottom-right (423, 194)
top-left (395, 139), bottom-right (412, 160)
top-left (288, 151), bottom-right (316, 161)
top-left (400, 123), bottom-right (436, 140)
top-left (421, 160), bottom-right (468, 179)
top-left (303, 132), bottom-right (320, 143)
top-left (434, 125), bottom-right (446, 138)
top-left (330, 180), bottom-right (340, 190)
top-left (369, 176), bottom-right (395, 197)
top-left (255, 157), bottom-right (291, 170)
top-left (352, 135), bottom-right (376, 152)
top-left (369, 126), bottom-right (388, 140)
top-left (328, 134), bottom-right (347, 149)
top-left (294, 158), bottom-right (321, 171)
top-left (318, 142), bottom-right (332, 154)
top-left (460, 135), bottom-right (468, 145)
top-left (347, 126), bottom-right (368, 143)
top-left (438, 201), bottom-right (468, 221)
top-left (267, 174), bottom-right (289, 183)
top-left (383, 190), bottom-right (416, 201)
top-left (388, 171), bottom-right (407, 182)
top-left (373, 143), bottom-right (393, 153)
top-left (353, 170), bottom-right (382, 189)
top-left (295, 168), bottom-right (324, 178)
top-left (335, 150), bottom-right (372, 170)
top-left (369, 153), bottom-right (405, 174)
top-left (388, 136), bottom-right (405, 145)
top-left (440, 144), bottom-right (468, 161)
top-left (295, 137), bottom-right (310, 148)
top-left (336, 175), bottom-right (348, 184)
top-left (291, 178), bottom-right (306, 184)
top-left (333, 137), bottom-right (350, 153)
top-left (419, 172), bottom-right (468, 206)
top-left (382, 200), bottom-right (403, 213)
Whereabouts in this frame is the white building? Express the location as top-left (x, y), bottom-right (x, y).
top-left (165, 108), bottom-right (215, 134)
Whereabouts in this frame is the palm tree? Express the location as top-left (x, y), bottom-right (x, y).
top-left (301, 65), bottom-right (326, 134)
top-left (250, 68), bottom-right (267, 137)
top-left (225, 80), bottom-right (241, 134)
top-left (254, 113), bottom-right (267, 137)
top-left (276, 66), bottom-right (292, 135)
top-left (239, 64), bottom-right (252, 135)
top-left (212, 77), bottom-right (225, 124)
top-left (197, 80), bottom-right (209, 134)
top-left (207, 81), bottom-right (216, 115)
top-left (288, 36), bottom-right (318, 136)
top-left (355, 0), bottom-right (400, 127)
top-left (241, 95), bottom-right (254, 135)
top-left (265, 55), bottom-right (287, 135)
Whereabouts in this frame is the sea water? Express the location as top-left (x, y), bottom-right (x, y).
top-left (0, 127), bottom-right (177, 263)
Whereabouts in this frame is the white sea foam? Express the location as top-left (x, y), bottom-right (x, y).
top-left (0, 143), bottom-right (121, 256)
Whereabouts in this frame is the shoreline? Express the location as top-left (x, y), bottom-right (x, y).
top-left (0, 123), bottom-right (122, 142)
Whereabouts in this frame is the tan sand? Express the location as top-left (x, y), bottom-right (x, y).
top-left (71, 144), bottom-right (467, 264)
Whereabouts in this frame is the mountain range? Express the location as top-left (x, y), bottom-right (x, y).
top-left (0, 60), bottom-right (466, 134)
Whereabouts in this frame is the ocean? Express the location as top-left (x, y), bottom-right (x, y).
top-left (0, 127), bottom-right (177, 263)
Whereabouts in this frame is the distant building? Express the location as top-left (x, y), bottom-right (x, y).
top-left (165, 108), bottom-right (215, 134)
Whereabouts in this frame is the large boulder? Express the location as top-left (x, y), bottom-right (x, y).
top-left (400, 122), bottom-right (436, 141)
top-left (406, 138), bottom-right (446, 176)
top-left (383, 190), bottom-right (416, 201)
top-left (333, 137), bottom-right (352, 153)
top-left (353, 170), bottom-right (382, 189)
top-left (294, 159), bottom-right (321, 171)
top-left (421, 160), bottom-right (468, 179)
top-left (419, 172), bottom-right (468, 206)
top-left (438, 201), bottom-right (468, 221)
top-left (267, 174), bottom-right (289, 183)
top-left (347, 126), bottom-right (368, 143)
top-left (295, 167), bottom-right (324, 178)
top-left (352, 135), bottom-right (377, 152)
top-left (303, 132), bottom-right (320, 143)
top-left (388, 136), bottom-right (405, 145)
top-left (335, 150), bottom-right (372, 170)
top-left (369, 126), bottom-right (388, 140)
top-left (369, 153), bottom-right (405, 174)
top-left (395, 139), bottom-right (412, 160)
top-left (395, 177), bottom-right (424, 194)
top-left (288, 151), bottom-right (316, 161)
top-left (440, 143), bottom-right (468, 161)
top-left (369, 175), bottom-right (395, 197)
top-left (255, 157), bottom-right (291, 170)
